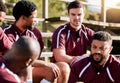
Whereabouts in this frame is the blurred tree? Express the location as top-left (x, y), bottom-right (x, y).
top-left (5, 0), bottom-right (88, 18)
top-left (48, 0), bottom-right (67, 17)
top-left (106, 3), bottom-right (120, 23)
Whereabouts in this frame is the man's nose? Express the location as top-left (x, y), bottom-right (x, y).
top-left (96, 50), bottom-right (101, 53)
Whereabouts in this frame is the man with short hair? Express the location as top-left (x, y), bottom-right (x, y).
top-left (51, 0), bottom-right (94, 65)
top-left (68, 31), bottom-right (120, 83)
top-left (51, 1), bottom-right (94, 82)
top-left (0, 36), bottom-right (40, 82)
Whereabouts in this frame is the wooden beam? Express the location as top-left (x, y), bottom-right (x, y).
top-left (46, 16), bottom-right (120, 28)
top-left (5, 15), bottom-right (120, 29)
top-left (5, 15), bottom-right (45, 22)
top-left (41, 32), bottom-right (52, 38)
top-left (41, 32), bottom-right (120, 41)
top-left (112, 36), bottom-right (120, 41)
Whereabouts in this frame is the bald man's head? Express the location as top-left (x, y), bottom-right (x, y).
top-left (11, 36), bottom-right (40, 63)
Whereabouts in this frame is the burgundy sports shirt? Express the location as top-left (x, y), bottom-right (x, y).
top-left (0, 28), bottom-right (12, 56)
top-left (68, 55), bottom-right (120, 83)
top-left (0, 57), bottom-right (24, 83)
top-left (29, 27), bottom-right (44, 51)
top-left (3, 23), bottom-right (44, 51)
top-left (51, 23), bottom-right (94, 62)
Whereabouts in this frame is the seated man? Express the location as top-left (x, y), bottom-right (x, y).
top-left (0, 36), bottom-right (40, 82)
top-left (68, 31), bottom-right (120, 83)
top-left (3, 1), bottom-right (70, 83)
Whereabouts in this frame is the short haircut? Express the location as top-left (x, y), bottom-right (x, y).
top-left (67, 0), bottom-right (84, 13)
top-left (93, 31), bottom-right (112, 45)
top-left (13, 0), bottom-right (37, 20)
top-left (0, 1), bottom-right (6, 12)
top-left (12, 36), bottom-right (40, 60)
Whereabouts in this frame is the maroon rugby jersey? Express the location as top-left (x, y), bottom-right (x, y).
top-left (0, 28), bottom-right (12, 56)
top-left (68, 55), bottom-right (120, 83)
top-left (29, 27), bottom-right (44, 51)
top-left (3, 22), bottom-right (44, 51)
top-left (0, 57), bottom-right (24, 83)
top-left (51, 23), bottom-right (94, 62)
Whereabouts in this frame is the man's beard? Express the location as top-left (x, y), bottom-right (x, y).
top-left (91, 53), bottom-right (104, 64)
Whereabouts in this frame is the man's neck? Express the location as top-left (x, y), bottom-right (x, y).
top-left (70, 23), bottom-right (81, 31)
top-left (16, 21), bottom-right (26, 32)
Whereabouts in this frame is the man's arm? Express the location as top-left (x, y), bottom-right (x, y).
top-left (32, 59), bottom-right (60, 78)
top-left (53, 48), bottom-right (90, 65)
top-left (53, 48), bottom-right (74, 64)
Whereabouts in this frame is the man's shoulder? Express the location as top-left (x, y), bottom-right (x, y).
top-left (3, 24), bottom-right (13, 33)
top-left (111, 55), bottom-right (120, 64)
top-left (108, 55), bottom-right (120, 72)
top-left (31, 27), bottom-right (41, 34)
top-left (53, 23), bottom-right (69, 35)
top-left (0, 65), bottom-right (22, 83)
top-left (71, 56), bottom-right (90, 68)
top-left (81, 24), bottom-right (94, 32)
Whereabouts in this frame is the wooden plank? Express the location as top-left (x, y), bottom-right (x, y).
top-left (5, 15), bottom-right (45, 22)
top-left (41, 32), bottom-right (120, 41)
top-left (5, 15), bottom-right (120, 28)
top-left (40, 52), bottom-right (53, 62)
top-left (41, 52), bottom-right (53, 57)
top-left (112, 36), bottom-right (120, 41)
top-left (46, 16), bottom-right (120, 28)
top-left (41, 32), bottom-right (53, 38)
top-left (41, 52), bottom-right (120, 57)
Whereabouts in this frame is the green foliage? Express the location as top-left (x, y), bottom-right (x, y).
top-left (6, 0), bottom-right (88, 18)
top-left (48, 0), bottom-right (67, 17)
top-left (31, 0), bottom-right (42, 17)
top-left (5, 0), bottom-right (19, 15)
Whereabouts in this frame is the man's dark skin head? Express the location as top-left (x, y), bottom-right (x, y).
top-left (3, 36), bottom-right (40, 73)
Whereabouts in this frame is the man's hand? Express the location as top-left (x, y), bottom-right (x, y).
top-left (47, 62), bottom-right (61, 78)
top-left (70, 54), bottom-right (90, 66)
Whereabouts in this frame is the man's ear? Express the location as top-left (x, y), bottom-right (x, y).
top-left (109, 46), bottom-right (113, 53)
top-left (25, 58), bottom-right (32, 67)
top-left (19, 15), bottom-right (27, 24)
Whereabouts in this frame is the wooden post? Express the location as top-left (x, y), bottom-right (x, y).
top-left (101, 0), bottom-right (106, 28)
top-left (42, 0), bottom-right (49, 51)
top-left (42, 0), bottom-right (48, 32)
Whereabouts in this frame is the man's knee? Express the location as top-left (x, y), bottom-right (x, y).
top-left (56, 62), bottom-right (70, 74)
top-left (55, 62), bottom-right (70, 83)
top-left (32, 65), bottom-right (56, 82)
